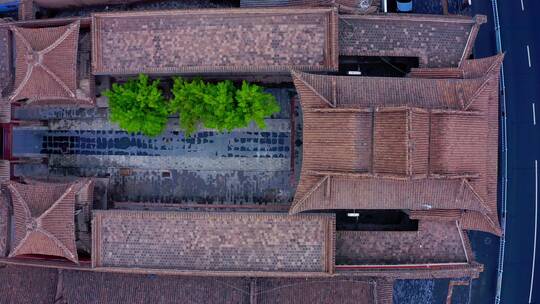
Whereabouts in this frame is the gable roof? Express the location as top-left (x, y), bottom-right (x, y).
top-left (292, 69), bottom-right (485, 110)
top-left (6, 180), bottom-right (92, 263)
top-left (339, 14), bottom-right (485, 68)
top-left (408, 53), bottom-right (505, 79)
top-left (336, 220), bottom-right (469, 265)
top-left (92, 8), bottom-right (339, 75)
top-left (239, 0), bottom-right (379, 13)
top-left (0, 265), bottom-right (391, 304)
top-left (0, 191), bottom-right (8, 257)
top-left (0, 265), bottom-right (59, 304)
top-left (0, 27), bottom-right (11, 97)
top-left (92, 210), bottom-right (336, 274)
top-left (292, 174), bottom-right (488, 214)
top-left (292, 54), bottom-right (502, 235)
top-left (9, 21), bottom-right (93, 106)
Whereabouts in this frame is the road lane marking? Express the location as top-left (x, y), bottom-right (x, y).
top-left (521, 0), bottom-right (525, 11)
top-left (527, 45), bottom-right (532, 68)
top-left (530, 160), bottom-right (538, 303)
top-left (533, 103), bottom-right (536, 125)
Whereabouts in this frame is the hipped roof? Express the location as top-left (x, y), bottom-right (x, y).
top-left (9, 21), bottom-right (93, 106)
top-left (6, 179), bottom-right (92, 263)
top-left (292, 54), bottom-right (503, 235)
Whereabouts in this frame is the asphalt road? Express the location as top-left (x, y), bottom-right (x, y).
top-left (473, 0), bottom-right (540, 303)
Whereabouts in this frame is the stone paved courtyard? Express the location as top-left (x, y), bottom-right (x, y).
top-left (12, 87), bottom-right (301, 205)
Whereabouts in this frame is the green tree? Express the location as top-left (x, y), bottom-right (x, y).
top-left (104, 74), bottom-right (170, 137)
top-left (170, 78), bottom-right (280, 135)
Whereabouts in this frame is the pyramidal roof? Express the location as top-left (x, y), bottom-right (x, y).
top-left (7, 180), bottom-right (92, 263)
top-left (9, 21), bottom-right (92, 106)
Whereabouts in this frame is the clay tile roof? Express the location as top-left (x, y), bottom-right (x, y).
top-left (1, 266), bottom-right (393, 304)
top-left (255, 278), bottom-right (377, 304)
top-left (291, 70), bottom-right (485, 110)
top-left (0, 265), bottom-right (59, 303)
top-left (62, 271), bottom-right (253, 304)
top-left (92, 8), bottom-right (339, 75)
top-left (6, 180), bottom-right (91, 263)
top-left (9, 21), bottom-right (92, 106)
top-left (0, 27), bottom-right (12, 96)
top-left (408, 54), bottom-right (503, 235)
top-left (92, 210), bottom-right (335, 274)
top-left (429, 112), bottom-right (487, 175)
top-left (373, 108), bottom-right (429, 176)
top-left (0, 190), bottom-right (8, 257)
top-left (291, 55), bottom-right (502, 235)
top-left (409, 53), bottom-right (505, 79)
top-left (339, 14), bottom-right (484, 68)
top-left (239, 0), bottom-right (380, 14)
top-left (302, 111), bottom-right (372, 172)
top-left (291, 175), bottom-right (489, 214)
top-left (336, 220), bottom-right (468, 265)
top-left (240, 0), bottom-right (330, 7)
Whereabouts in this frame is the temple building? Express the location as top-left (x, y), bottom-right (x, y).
top-left (0, 2), bottom-right (501, 303)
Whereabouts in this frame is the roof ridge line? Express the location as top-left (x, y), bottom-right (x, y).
top-left (461, 179), bottom-right (491, 213)
top-left (9, 25), bottom-right (32, 52)
top-left (463, 72), bottom-right (496, 111)
top-left (483, 53), bottom-right (505, 77)
top-left (290, 175), bottom-right (329, 214)
top-left (6, 182), bottom-right (32, 220)
top-left (38, 183), bottom-right (76, 220)
top-left (37, 64), bottom-right (77, 99)
top-left (37, 227), bottom-right (78, 263)
top-left (9, 61), bottom-right (34, 102)
top-left (462, 55), bottom-right (502, 110)
top-left (39, 21), bottom-right (80, 56)
top-left (8, 230), bottom-right (35, 258)
top-left (291, 70), bottom-right (335, 108)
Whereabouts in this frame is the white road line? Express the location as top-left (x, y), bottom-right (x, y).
top-left (530, 160), bottom-right (538, 303)
top-left (527, 45), bottom-right (532, 68)
top-left (521, 0), bottom-right (525, 11)
top-left (533, 103), bottom-right (536, 125)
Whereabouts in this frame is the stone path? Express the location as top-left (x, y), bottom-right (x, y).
top-left (12, 88), bottom-right (298, 205)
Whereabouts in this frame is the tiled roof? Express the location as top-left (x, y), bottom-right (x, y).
top-left (292, 70), bottom-right (485, 110)
top-left (62, 271), bottom-right (252, 304)
top-left (409, 53), bottom-right (505, 79)
top-left (66, 272), bottom-right (381, 304)
top-left (33, 0), bottom-right (141, 8)
top-left (0, 265), bottom-right (58, 304)
top-left (301, 111), bottom-right (372, 172)
top-left (0, 98), bottom-right (11, 123)
top-left (292, 54), bottom-right (502, 235)
top-left (373, 108), bottom-right (429, 176)
top-left (292, 175), bottom-right (488, 213)
top-left (0, 265), bottom-right (392, 304)
top-left (335, 220), bottom-right (468, 265)
top-left (0, 191), bottom-right (8, 257)
top-left (339, 14), bottom-right (485, 68)
top-left (9, 22), bottom-right (92, 106)
top-left (92, 211), bottom-right (335, 273)
top-left (255, 278), bottom-right (377, 304)
top-left (0, 27), bottom-right (11, 96)
top-left (92, 8), bottom-right (339, 75)
top-left (410, 55), bottom-right (503, 236)
top-left (6, 180), bottom-right (92, 263)
top-left (240, 0), bottom-right (330, 7)
top-left (240, 0), bottom-right (380, 13)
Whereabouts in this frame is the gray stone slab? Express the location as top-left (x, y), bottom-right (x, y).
top-left (49, 154), bottom-right (290, 171)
